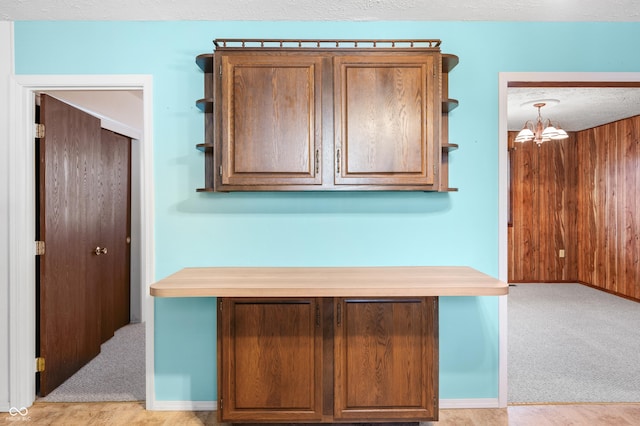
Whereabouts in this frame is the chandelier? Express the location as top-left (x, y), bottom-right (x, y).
top-left (515, 102), bottom-right (569, 145)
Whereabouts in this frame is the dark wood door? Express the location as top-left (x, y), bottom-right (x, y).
top-left (38, 94), bottom-right (102, 396)
top-left (334, 54), bottom-right (439, 188)
top-left (219, 53), bottom-right (324, 188)
top-left (333, 297), bottom-right (439, 422)
top-left (218, 298), bottom-right (323, 422)
top-left (99, 129), bottom-right (131, 342)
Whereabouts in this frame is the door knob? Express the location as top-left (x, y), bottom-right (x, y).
top-left (94, 246), bottom-right (108, 256)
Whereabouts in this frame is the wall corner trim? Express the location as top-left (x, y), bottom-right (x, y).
top-left (439, 398), bottom-right (501, 409)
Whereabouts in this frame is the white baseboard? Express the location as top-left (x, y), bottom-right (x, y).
top-left (440, 398), bottom-right (500, 409)
top-left (150, 400), bottom-right (217, 411)
top-left (148, 399), bottom-right (498, 412)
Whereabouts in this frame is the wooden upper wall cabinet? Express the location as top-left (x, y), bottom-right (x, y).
top-left (196, 39), bottom-right (458, 192)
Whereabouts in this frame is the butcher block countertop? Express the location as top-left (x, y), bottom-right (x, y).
top-left (150, 266), bottom-right (508, 298)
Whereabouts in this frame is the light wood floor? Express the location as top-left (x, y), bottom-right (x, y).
top-left (3, 402), bottom-right (640, 425)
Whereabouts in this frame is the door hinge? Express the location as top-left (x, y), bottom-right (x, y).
top-left (336, 302), bottom-right (342, 327)
top-left (219, 398), bottom-right (223, 410)
top-left (36, 357), bottom-right (45, 372)
top-left (219, 300), bottom-right (223, 311)
top-left (34, 123), bottom-right (45, 139)
top-left (219, 165), bottom-right (223, 177)
top-left (219, 64), bottom-right (222, 76)
top-left (336, 149), bottom-right (341, 174)
top-left (35, 241), bottom-right (45, 256)
top-left (315, 302), bottom-right (320, 328)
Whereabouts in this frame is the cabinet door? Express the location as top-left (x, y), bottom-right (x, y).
top-left (334, 297), bottom-right (438, 421)
top-left (334, 54), bottom-right (440, 188)
top-left (218, 298), bottom-right (323, 422)
top-left (220, 54), bottom-right (323, 188)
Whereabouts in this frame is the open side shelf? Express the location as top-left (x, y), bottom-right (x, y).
top-left (442, 54), bottom-right (459, 73)
top-left (196, 53), bottom-right (215, 192)
top-left (439, 52), bottom-right (458, 193)
top-left (196, 53), bottom-right (214, 73)
top-left (442, 99), bottom-right (459, 113)
top-left (196, 143), bottom-right (214, 152)
top-left (196, 98), bottom-right (214, 113)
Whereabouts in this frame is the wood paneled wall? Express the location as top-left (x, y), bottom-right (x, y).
top-left (508, 132), bottom-right (578, 282)
top-left (576, 116), bottom-right (640, 300)
top-left (509, 115), bottom-right (640, 301)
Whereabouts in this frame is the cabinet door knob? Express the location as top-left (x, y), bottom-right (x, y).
top-left (94, 246), bottom-right (108, 256)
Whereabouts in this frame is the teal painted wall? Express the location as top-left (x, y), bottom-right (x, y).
top-left (14, 21), bottom-right (640, 401)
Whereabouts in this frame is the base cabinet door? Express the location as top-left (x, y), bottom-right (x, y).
top-left (333, 297), bottom-right (439, 422)
top-left (218, 298), bottom-right (323, 422)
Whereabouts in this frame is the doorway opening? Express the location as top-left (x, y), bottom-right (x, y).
top-left (499, 72), bottom-right (640, 282)
top-left (8, 75), bottom-right (155, 410)
top-left (499, 72), bottom-right (640, 405)
top-left (506, 80), bottom-right (640, 284)
top-left (35, 91), bottom-right (142, 400)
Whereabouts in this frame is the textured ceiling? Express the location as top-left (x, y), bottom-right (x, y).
top-left (508, 87), bottom-right (640, 132)
top-left (2, 0), bottom-right (640, 21)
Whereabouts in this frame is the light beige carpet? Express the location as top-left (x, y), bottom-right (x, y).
top-left (508, 284), bottom-right (640, 403)
top-left (38, 322), bottom-right (145, 402)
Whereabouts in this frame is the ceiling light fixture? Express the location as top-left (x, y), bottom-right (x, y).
top-left (515, 102), bottom-right (569, 145)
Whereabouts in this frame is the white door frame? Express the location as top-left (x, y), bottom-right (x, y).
top-left (8, 75), bottom-right (156, 409)
top-left (0, 21), bottom-right (13, 412)
top-left (497, 71), bottom-right (640, 407)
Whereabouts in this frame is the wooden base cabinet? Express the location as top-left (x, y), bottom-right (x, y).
top-left (218, 297), bottom-right (438, 423)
